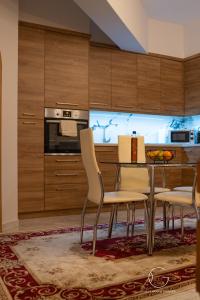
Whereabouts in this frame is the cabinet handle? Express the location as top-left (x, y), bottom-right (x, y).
top-left (116, 104), bottom-right (133, 108)
top-left (55, 173), bottom-right (78, 176)
top-left (56, 159), bottom-right (80, 163)
top-left (22, 121), bottom-right (37, 125)
top-left (56, 102), bottom-right (79, 106)
top-left (22, 112), bottom-right (35, 116)
top-left (91, 102), bottom-right (109, 106)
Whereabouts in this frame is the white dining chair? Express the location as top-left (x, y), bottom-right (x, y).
top-left (80, 128), bottom-right (148, 255)
top-left (154, 171), bottom-right (199, 239)
top-left (117, 135), bottom-right (170, 231)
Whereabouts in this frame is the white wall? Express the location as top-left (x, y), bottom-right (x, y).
top-left (0, 0), bottom-right (18, 228)
top-left (107, 0), bottom-right (148, 51)
top-left (148, 19), bottom-right (184, 58)
top-left (19, 0), bottom-right (90, 33)
top-left (184, 21), bottom-right (200, 57)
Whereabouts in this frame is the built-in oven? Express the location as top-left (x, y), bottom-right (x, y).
top-left (45, 108), bottom-right (89, 154)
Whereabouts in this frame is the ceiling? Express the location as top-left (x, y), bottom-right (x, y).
top-left (142, 0), bottom-right (200, 24)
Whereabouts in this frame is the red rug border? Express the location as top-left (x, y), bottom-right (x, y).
top-left (0, 215), bottom-right (196, 300)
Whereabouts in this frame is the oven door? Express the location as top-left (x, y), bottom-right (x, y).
top-left (45, 119), bottom-right (88, 153)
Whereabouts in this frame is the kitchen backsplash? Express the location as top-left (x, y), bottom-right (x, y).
top-left (89, 111), bottom-right (200, 144)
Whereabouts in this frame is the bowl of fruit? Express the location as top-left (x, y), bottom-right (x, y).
top-left (146, 149), bottom-right (175, 163)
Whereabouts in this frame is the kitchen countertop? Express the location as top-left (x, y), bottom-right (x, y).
top-left (95, 143), bottom-right (200, 147)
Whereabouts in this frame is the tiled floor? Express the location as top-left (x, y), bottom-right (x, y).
top-left (3, 207), bottom-right (200, 299)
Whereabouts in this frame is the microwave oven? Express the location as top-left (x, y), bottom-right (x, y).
top-left (170, 130), bottom-right (195, 143)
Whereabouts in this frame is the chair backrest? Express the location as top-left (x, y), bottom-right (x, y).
top-left (80, 128), bottom-right (103, 204)
top-left (118, 135), bottom-right (149, 191)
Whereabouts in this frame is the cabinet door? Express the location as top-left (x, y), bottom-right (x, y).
top-left (160, 59), bottom-right (184, 115)
top-left (185, 57), bottom-right (200, 115)
top-left (18, 154), bottom-right (44, 213)
top-left (89, 46), bottom-right (111, 109)
top-left (45, 155), bottom-right (88, 210)
top-left (137, 55), bottom-right (160, 113)
top-left (45, 31), bottom-right (89, 109)
top-left (111, 50), bottom-right (137, 111)
top-left (18, 25), bottom-right (44, 119)
top-left (18, 119), bottom-right (44, 154)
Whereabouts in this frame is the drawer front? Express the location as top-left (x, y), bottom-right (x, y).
top-left (45, 170), bottom-right (86, 185)
top-left (45, 183), bottom-right (87, 210)
top-left (45, 155), bottom-right (84, 171)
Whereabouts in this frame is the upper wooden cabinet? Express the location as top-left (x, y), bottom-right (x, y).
top-left (89, 46), bottom-right (112, 109)
top-left (18, 25), bottom-right (44, 119)
top-left (185, 57), bottom-right (200, 115)
top-left (137, 55), bottom-right (160, 113)
top-left (160, 59), bottom-right (184, 115)
top-left (111, 50), bottom-right (137, 111)
top-left (45, 31), bottom-right (89, 109)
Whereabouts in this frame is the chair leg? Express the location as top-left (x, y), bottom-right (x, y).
top-left (127, 203), bottom-right (131, 237)
top-left (80, 197), bottom-right (88, 244)
top-left (163, 202), bottom-right (167, 229)
top-left (180, 207), bottom-right (184, 240)
top-left (144, 200), bottom-right (149, 250)
top-left (171, 205), bottom-right (175, 230)
top-left (166, 203), bottom-right (170, 232)
top-left (92, 204), bottom-right (102, 255)
top-left (114, 204), bottom-right (118, 227)
top-left (131, 203), bottom-right (136, 236)
top-left (108, 205), bottom-right (115, 238)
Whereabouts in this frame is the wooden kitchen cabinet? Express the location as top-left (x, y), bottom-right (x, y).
top-left (89, 46), bottom-right (112, 109)
top-left (18, 25), bottom-right (44, 119)
top-left (137, 55), bottom-right (160, 113)
top-left (18, 120), bottom-right (44, 213)
top-left (18, 154), bottom-right (44, 213)
top-left (160, 58), bottom-right (184, 115)
top-left (45, 31), bottom-right (89, 109)
top-left (45, 156), bottom-right (87, 210)
top-left (185, 57), bottom-right (200, 115)
top-left (18, 119), bottom-right (44, 154)
top-left (111, 50), bottom-right (137, 112)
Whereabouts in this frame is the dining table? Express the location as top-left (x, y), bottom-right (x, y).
top-left (100, 161), bottom-right (197, 255)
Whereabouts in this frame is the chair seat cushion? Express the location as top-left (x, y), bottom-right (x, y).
top-left (120, 187), bottom-right (170, 194)
top-left (173, 186), bottom-right (192, 192)
top-left (154, 191), bottom-right (192, 206)
top-left (104, 191), bottom-right (148, 204)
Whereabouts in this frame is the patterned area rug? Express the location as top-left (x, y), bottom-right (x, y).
top-left (0, 217), bottom-right (197, 300)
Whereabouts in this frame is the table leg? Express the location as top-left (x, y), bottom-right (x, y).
top-left (148, 166), bottom-right (156, 256)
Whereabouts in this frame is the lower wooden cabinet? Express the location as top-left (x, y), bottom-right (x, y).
top-left (45, 155), bottom-right (88, 211)
top-left (18, 154), bottom-right (44, 213)
top-left (45, 183), bottom-right (87, 210)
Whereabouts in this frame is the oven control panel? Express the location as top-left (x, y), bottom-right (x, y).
top-left (45, 108), bottom-right (89, 120)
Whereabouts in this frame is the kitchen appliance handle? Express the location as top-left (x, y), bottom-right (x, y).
top-left (45, 120), bottom-right (87, 125)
